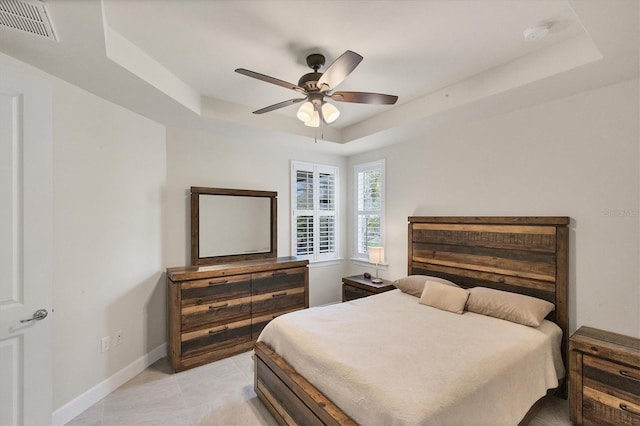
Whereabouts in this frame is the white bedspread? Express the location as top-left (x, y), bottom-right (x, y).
top-left (258, 289), bottom-right (564, 426)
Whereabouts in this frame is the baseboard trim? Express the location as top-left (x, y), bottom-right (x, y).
top-left (51, 343), bottom-right (167, 425)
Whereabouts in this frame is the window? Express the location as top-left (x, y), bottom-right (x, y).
top-left (354, 160), bottom-right (385, 260)
top-left (291, 161), bottom-right (339, 262)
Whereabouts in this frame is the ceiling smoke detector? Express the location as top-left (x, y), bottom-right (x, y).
top-left (0, 0), bottom-right (57, 41)
top-left (523, 25), bottom-right (550, 42)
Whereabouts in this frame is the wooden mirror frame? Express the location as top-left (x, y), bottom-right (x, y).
top-left (190, 187), bottom-right (277, 266)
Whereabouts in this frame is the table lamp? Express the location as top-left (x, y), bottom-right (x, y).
top-left (368, 247), bottom-right (384, 284)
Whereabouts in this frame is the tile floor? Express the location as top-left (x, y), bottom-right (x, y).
top-left (66, 351), bottom-right (571, 425)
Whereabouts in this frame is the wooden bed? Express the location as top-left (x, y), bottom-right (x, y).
top-left (254, 216), bottom-right (569, 425)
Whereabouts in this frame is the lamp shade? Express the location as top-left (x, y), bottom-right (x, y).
top-left (368, 246), bottom-right (384, 264)
top-left (322, 102), bottom-right (340, 123)
top-left (304, 110), bottom-right (320, 127)
top-left (296, 101), bottom-right (314, 122)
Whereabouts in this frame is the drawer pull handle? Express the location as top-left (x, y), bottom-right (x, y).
top-left (209, 280), bottom-right (228, 286)
top-left (620, 403), bottom-right (640, 417)
top-left (208, 326), bottom-right (229, 335)
top-left (272, 271), bottom-right (287, 277)
top-left (271, 292), bottom-right (287, 298)
top-left (209, 303), bottom-right (228, 310)
top-left (620, 370), bottom-right (640, 382)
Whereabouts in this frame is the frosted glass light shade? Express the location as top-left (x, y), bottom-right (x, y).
top-left (369, 246), bottom-right (384, 264)
top-left (296, 101), bottom-right (314, 122)
top-left (304, 110), bottom-right (320, 127)
top-left (322, 102), bottom-right (340, 123)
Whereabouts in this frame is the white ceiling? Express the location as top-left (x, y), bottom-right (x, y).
top-left (0, 0), bottom-right (637, 155)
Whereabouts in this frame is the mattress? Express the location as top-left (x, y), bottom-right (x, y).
top-left (258, 289), bottom-right (564, 425)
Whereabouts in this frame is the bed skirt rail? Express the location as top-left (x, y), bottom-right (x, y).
top-left (254, 341), bottom-right (356, 426)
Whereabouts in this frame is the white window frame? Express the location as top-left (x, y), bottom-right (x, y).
top-left (291, 160), bottom-right (340, 263)
top-left (354, 159), bottom-right (385, 261)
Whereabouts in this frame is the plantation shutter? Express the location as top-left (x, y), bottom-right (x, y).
top-left (292, 161), bottom-right (339, 261)
top-left (355, 160), bottom-right (385, 258)
top-left (317, 168), bottom-right (336, 259)
top-left (295, 168), bottom-right (314, 257)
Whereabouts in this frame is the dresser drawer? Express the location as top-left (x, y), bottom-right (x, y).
top-left (251, 267), bottom-right (307, 295)
top-left (251, 267), bottom-right (307, 340)
top-left (181, 319), bottom-right (252, 359)
top-left (181, 296), bottom-right (252, 333)
top-left (251, 306), bottom-right (305, 339)
top-left (252, 287), bottom-right (305, 317)
top-left (180, 274), bottom-right (251, 307)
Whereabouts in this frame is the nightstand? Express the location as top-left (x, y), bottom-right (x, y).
top-left (569, 326), bottom-right (640, 425)
top-left (342, 275), bottom-right (395, 302)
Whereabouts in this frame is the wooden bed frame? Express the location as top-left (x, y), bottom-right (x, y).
top-left (254, 216), bottom-right (570, 425)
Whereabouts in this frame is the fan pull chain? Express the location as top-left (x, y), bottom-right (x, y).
top-left (314, 123), bottom-right (325, 143)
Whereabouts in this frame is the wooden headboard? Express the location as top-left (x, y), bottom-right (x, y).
top-left (408, 216), bottom-right (569, 394)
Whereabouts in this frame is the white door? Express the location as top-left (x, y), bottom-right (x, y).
top-left (0, 62), bottom-right (53, 425)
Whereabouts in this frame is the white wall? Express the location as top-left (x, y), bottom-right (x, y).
top-left (347, 79), bottom-right (640, 338)
top-left (166, 126), bottom-right (348, 306)
top-left (51, 77), bottom-right (166, 408)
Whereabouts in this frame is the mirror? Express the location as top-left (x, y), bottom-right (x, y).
top-left (191, 187), bottom-right (277, 265)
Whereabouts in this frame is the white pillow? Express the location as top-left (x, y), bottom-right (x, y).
top-left (393, 275), bottom-right (460, 297)
top-left (419, 280), bottom-right (470, 314)
top-left (466, 287), bottom-right (554, 327)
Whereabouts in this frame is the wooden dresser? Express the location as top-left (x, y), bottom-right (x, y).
top-left (167, 257), bottom-right (308, 371)
top-left (569, 326), bottom-right (640, 425)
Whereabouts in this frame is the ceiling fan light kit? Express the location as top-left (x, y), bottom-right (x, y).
top-left (235, 50), bottom-right (398, 127)
top-left (297, 100), bottom-right (340, 127)
top-left (321, 102), bottom-right (340, 123)
top-left (304, 109), bottom-right (320, 128)
top-left (296, 101), bottom-right (314, 122)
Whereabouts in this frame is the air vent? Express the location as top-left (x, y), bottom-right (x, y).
top-left (0, 0), bottom-right (57, 41)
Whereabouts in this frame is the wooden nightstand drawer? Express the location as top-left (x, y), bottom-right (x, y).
top-left (343, 284), bottom-right (371, 301)
top-left (342, 275), bottom-right (395, 302)
top-left (583, 355), bottom-right (640, 403)
top-left (582, 386), bottom-right (640, 425)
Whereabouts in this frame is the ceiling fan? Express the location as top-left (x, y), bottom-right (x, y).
top-left (235, 50), bottom-right (398, 127)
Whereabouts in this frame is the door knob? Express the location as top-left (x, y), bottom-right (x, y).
top-left (20, 309), bottom-right (48, 323)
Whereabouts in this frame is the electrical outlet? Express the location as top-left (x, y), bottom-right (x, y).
top-left (101, 336), bottom-right (110, 353)
top-left (115, 330), bottom-right (122, 346)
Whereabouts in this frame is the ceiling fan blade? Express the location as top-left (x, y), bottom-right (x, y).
top-left (252, 98), bottom-right (306, 114)
top-left (235, 68), bottom-right (306, 94)
top-left (317, 50), bottom-right (363, 92)
top-left (330, 91), bottom-right (398, 105)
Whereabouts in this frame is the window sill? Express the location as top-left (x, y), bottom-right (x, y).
top-left (350, 258), bottom-right (389, 270)
top-left (308, 258), bottom-right (344, 268)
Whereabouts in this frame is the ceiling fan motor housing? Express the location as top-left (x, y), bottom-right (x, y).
top-left (298, 72), bottom-right (322, 91)
top-left (306, 53), bottom-right (325, 70)
top-left (298, 53), bottom-right (326, 91)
